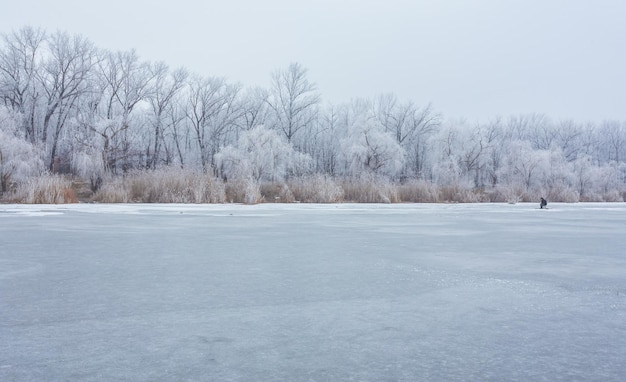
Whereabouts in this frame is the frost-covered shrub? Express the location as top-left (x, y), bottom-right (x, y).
top-left (287, 174), bottom-right (344, 203)
top-left (13, 175), bottom-right (77, 204)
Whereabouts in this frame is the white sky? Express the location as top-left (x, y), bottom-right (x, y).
top-left (1, 0), bottom-right (625, 123)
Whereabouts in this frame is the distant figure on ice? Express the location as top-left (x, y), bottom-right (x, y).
top-left (540, 197), bottom-right (547, 209)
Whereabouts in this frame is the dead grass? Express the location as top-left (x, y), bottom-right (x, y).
top-left (8, 168), bottom-right (622, 204)
top-left (341, 174), bottom-right (400, 203)
top-left (93, 168), bottom-right (226, 203)
top-left (12, 175), bottom-right (78, 204)
top-left (287, 174), bottom-right (344, 203)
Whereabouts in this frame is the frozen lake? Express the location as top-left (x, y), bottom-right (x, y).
top-left (1, 202), bottom-right (625, 381)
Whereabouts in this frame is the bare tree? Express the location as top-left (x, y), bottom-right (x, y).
top-left (601, 120), bottom-right (625, 163)
top-left (483, 117), bottom-right (505, 186)
top-left (504, 141), bottom-right (547, 191)
top-left (308, 103), bottom-right (346, 175)
top-left (553, 120), bottom-right (582, 161)
top-left (39, 30), bottom-right (98, 171)
top-left (267, 62), bottom-right (320, 144)
top-left (238, 87), bottom-right (269, 132)
top-left (146, 63), bottom-right (187, 169)
top-left (185, 75), bottom-right (242, 172)
top-left (459, 124), bottom-right (485, 187)
top-left (164, 102), bottom-right (188, 168)
top-left (89, 50), bottom-right (154, 173)
top-left (404, 103), bottom-right (440, 178)
top-left (0, 26), bottom-right (46, 143)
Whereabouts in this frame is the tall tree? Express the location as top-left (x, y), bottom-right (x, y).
top-left (601, 120), bottom-right (625, 163)
top-left (146, 63), bottom-right (187, 169)
top-left (267, 62), bottom-right (320, 145)
top-left (90, 50), bottom-right (154, 172)
top-left (185, 75), bottom-right (241, 172)
top-left (39, 30), bottom-right (98, 171)
top-left (0, 26), bottom-right (46, 142)
top-left (238, 87), bottom-right (269, 132)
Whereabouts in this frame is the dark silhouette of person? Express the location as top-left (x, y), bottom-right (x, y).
top-left (540, 197), bottom-right (547, 209)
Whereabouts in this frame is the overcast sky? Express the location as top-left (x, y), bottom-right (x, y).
top-left (1, 0), bottom-right (625, 123)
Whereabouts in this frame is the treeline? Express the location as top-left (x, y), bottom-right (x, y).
top-left (1, 26), bottom-right (625, 203)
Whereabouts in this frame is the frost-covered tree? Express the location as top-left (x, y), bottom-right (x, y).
top-left (539, 147), bottom-right (577, 201)
top-left (572, 154), bottom-right (595, 199)
top-left (600, 120), bottom-right (625, 164)
top-left (431, 122), bottom-right (463, 187)
top-left (1, 25), bottom-right (625, 202)
top-left (371, 94), bottom-right (441, 178)
top-left (553, 120), bottom-right (582, 161)
top-left (238, 87), bottom-right (270, 132)
top-left (267, 63), bottom-right (320, 145)
top-left (185, 75), bottom-right (242, 172)
top-left (458, 123), bottom-right (485, 187)
top-left (39, 30), bottom-right (98, 171)
top-left (0, 108), bottom-right (43, 193)
top-left (500, 141), bottom-right (548, 192)
top-left (86, 50), bottom-right (154, 173)
top-left (0, 26), bottom-right (45, 142)
top-left (216, 126), bottom-right (311, 183)
top-left (306, 104), bottom-right (347, 175)
top-left (165, 100), bottom-right (190, 168)
top-left (403, 103), bottom-right (440, 178)
top-left (145, 63), bottom-right (187, 169)
top-left (482, 117), bottom-right (506, 186)
top-left (340, 116), bottom-right (405, 178)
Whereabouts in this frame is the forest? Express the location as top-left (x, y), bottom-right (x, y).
top-left (1, 26), bottom-right (625, 204)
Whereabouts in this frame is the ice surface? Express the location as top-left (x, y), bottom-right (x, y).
top-left (1, 202), bottom-right (625, 381)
